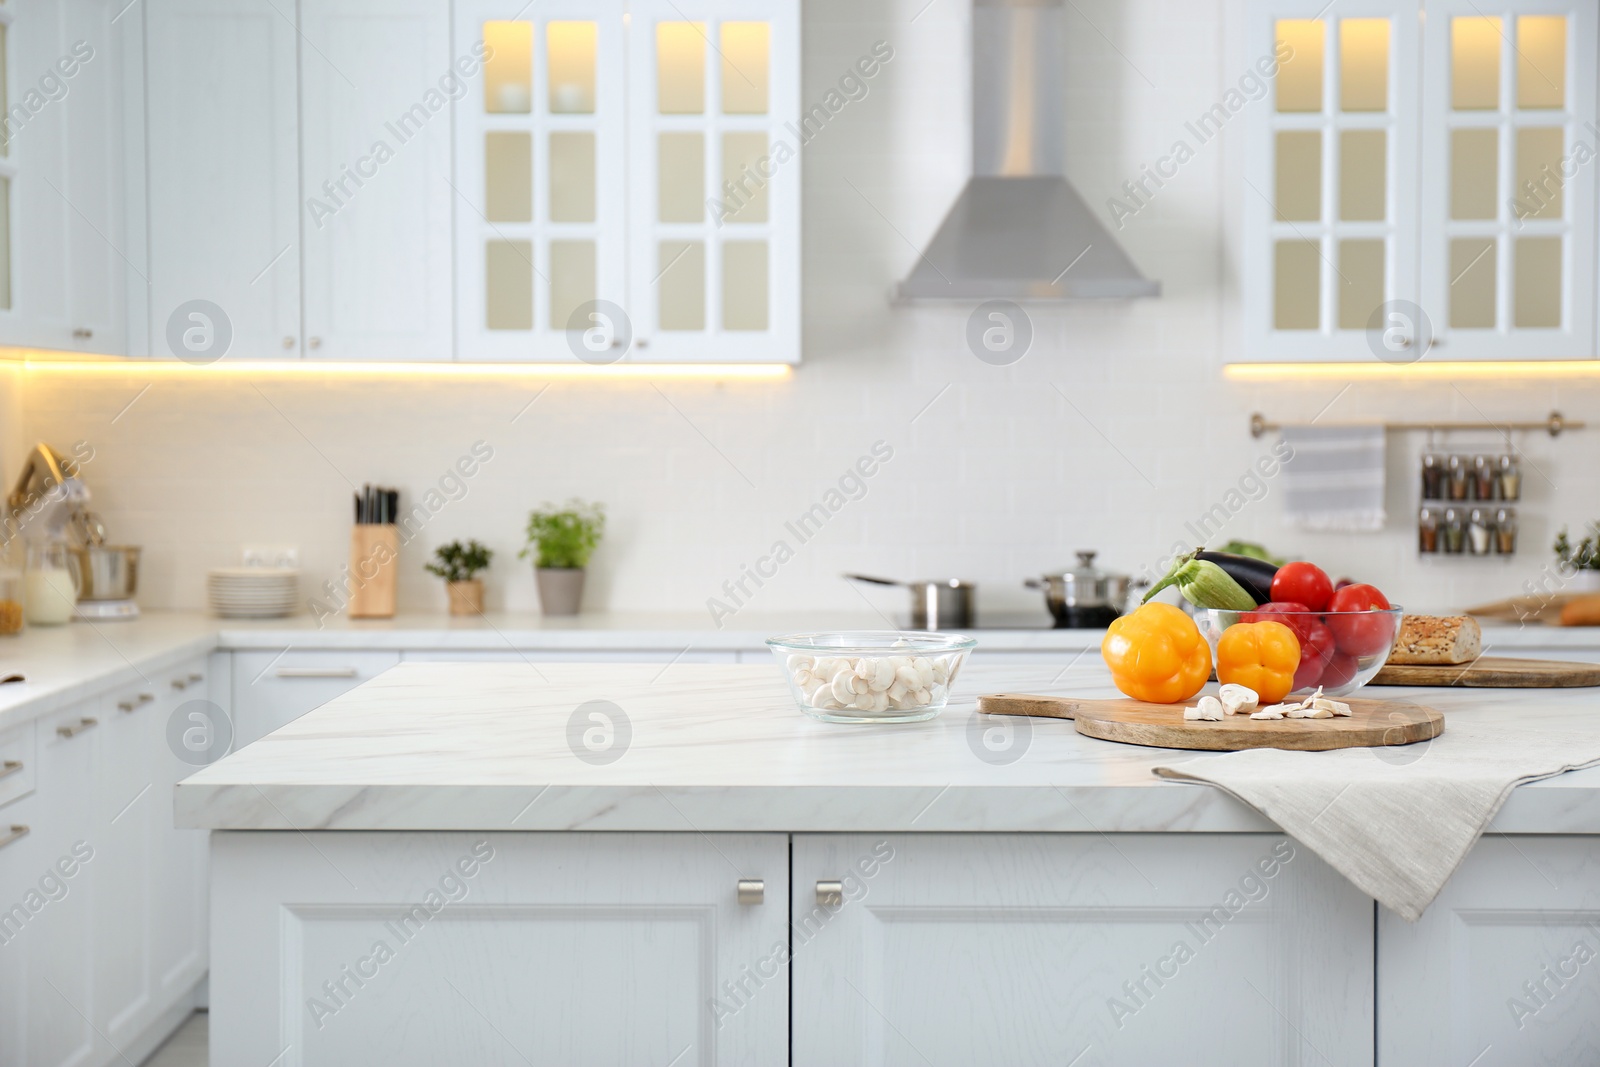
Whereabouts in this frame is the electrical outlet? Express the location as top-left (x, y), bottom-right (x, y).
top-left (242, 545), bottom-right (300, 569)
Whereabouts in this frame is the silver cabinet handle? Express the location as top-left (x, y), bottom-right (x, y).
top-left (138, 693), bottom-right (154, 704)
top-left (0, 824), bottom-right (27, 850)
top-left (737, 879), bottom-right (764, 905)
top-left (57, 717), bottom-right (98, 739)
top-left (275, 667), bottom-right (358, 678)
top-left (171, 678), bottom-right (187, 690)
top-left (308, 337), bottom-right (322, 349)
top-left (0, 759), bottom-right (22, 780)
top-left (816, 880), bottom-right (844, 907)
top-left (282, 336), bottom-right (296, 349)
top-left (188, 673), bottom-right (204, 683)
top-left (117, 699), bottom-right (136, 713)
top-left (73, 327), bottom-right (93, 339)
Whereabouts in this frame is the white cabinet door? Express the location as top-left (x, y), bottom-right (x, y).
top-left (793, 833), bottom-right (1374, 1066)
top-left (26, 704), bottom-right (102, 1067)
top-left (0, 792), bottom-right (40, 1067)
top-left (626, 0), bottom-right (800, 363)
top-left (210, 831), bottom-right (790, 1065)
top-left (1380, 835), bottom-right (1600, 1064)
top-left (0, 0), bottom-right (130, 354)
top-left (299, 0), bottom-right (453, 360)
top-left (1418, 0), bottom-right (1597, 360)
top-left (230, 649), bottom-right (400, 746)
top-left (146, 0), bottom-right (300, 360)
top-left (452, 1), bottom-right (628, 361)
top-left (148, 663), bottom-right (209, 1005)
top-left (1241, 0), bottom-right (1421, 362)
top-left (92, 689), bottom-right (157, 1052)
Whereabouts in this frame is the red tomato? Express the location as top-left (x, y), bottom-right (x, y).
top-left (1291, 619), bottom-right (1336, 690)
top-left (1318, 651), bottom-right (1360, 690)
top-left (1327, 583), bottom-right (1396, 657)
top-left (1243, 602), bottom-right (1314, 643)
top-left (1270, 562), bottom-right (1335, 612)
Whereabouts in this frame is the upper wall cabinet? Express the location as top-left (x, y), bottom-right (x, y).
top-left (0, 0), bottom-right (138, 355)
top-left (453, 0), bottom-right (800, 363)
top-left (1241, 0), bottom-right (1597, 362)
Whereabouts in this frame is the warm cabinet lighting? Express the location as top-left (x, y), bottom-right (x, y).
top-left (1225, 361), bottom-right (1600, 380)
top-left (8, 354), bottom-right (791, 381)
top-left (483, 21), bottom-right (533, 113)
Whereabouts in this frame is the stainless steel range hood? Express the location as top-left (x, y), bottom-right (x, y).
top-left (896, 0), bottom-right (1160, 302)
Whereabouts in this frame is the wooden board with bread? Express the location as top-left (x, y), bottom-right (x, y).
top-left (1371, 612), bottom-right (1600, 687)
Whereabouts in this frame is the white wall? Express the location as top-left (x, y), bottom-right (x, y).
top-left (17, 0), bottom-right (1600, 622)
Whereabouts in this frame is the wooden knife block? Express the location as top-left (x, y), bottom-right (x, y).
top-left (348, 525), bottom-right (398, 618)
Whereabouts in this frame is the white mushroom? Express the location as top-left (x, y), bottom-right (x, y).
top-left (1185, 695), bottom-right (1226, 721)
top-left (1250, 706), bottom-right (1286, 720)
top-left (1218, 684), bottom-right (1259, 716)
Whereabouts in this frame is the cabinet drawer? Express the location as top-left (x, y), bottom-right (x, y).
top-left (0, 720), bottom-right (37, 811)
top-left (231, 650), bottom-right (399, 746)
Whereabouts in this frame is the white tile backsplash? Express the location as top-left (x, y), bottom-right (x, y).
top-left (16, 0), bottom-right (1600, 621)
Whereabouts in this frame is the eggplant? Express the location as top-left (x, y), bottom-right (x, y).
top-left (1196, 550), bottom-right (1278, 605)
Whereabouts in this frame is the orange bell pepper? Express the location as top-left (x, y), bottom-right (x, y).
top-left (1216, 621), bottom-right (1302, 704)
top-left (1101, 602), bottom-right (1213, 704)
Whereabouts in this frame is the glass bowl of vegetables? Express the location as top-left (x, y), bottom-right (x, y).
top-left (767, 631), bottom-right (976, 723)
top-left (1196, 606), bottom-right (1404, 697)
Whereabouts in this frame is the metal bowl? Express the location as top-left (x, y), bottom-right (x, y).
top-left (70, 546), bottom-right (140, 601)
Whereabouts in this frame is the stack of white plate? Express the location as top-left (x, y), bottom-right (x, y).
top-left (207, 567), bottom-right (300, 618)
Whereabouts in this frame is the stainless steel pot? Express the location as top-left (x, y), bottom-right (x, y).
top-left (1026, 551), bottom-right (1129, 629)
top-left (70, 545), bottom-right (140, 601)
top-left (845, 575), bottom-right (975, 630)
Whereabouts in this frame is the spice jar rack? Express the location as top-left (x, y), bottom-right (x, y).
top-left (1418, 452), bottom-right (1519, 557)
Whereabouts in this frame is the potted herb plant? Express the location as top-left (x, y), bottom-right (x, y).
top-left (425, 539), bottom-right (493, 616)
top-left (1554, 526), bottom-right (1600, 592)
top-left (520, 500), bottom-right (605, 616)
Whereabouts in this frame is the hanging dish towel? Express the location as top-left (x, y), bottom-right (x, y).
top-left (1278, 425), bottom-right (1386, 532)
top-left (1153, 720), bottom-right (1600, 920)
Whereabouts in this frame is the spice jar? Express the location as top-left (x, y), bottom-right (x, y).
top-left (1420, 453), bottom-right (1446, 499)
top-left (1467, 507), bottom-right (1493, 555)
top-left (1498, 455), bottom-right (1521, 501)
top-left (1495, 507), bottom-right (1518, 554)
top-left (0, 539), bottom-right (21, 636)
top-left (1472, 455), bottom-right (1496, 500)
top-left (1418, 506), bottom-right (1440, 553)
top-left (1442, 507), bottom-right (1465, 553)
top-left (1446, 455), bottom-right (1470, 501)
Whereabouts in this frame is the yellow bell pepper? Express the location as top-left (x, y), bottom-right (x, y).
top-left (1216, 621), bottom-right (1302, 704)
top-left (1101, 602), bottom-right (1213, 704)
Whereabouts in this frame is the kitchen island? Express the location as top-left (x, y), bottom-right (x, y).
top-left (178, 661), bottom-right (1600, 1067)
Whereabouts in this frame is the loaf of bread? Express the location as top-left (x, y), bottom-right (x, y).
top-left (1387, 614), bottom-right (1482, 665)
top-left (1559, 595), bottom-right (1600, 626)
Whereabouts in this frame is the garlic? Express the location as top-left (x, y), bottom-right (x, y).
top-left (1218, 684), bottom-right (1259, 716)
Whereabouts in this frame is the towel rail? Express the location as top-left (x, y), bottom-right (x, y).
top-left (1249, 410), bottom-right (1584, 439)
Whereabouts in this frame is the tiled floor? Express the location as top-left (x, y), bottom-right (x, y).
top-left (140, 1012), bottom-right (207, 1067)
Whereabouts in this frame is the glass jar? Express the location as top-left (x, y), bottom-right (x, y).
top-left (24, 540), bottom-right (79, 626)
top-left (1472, 455), bottom-right (1497, 500)
top-left (0, 538), bottom-right (21, 636)
top-left (1446, 455), bottom-right (1470, 500)
top-left (1418, 506), bottom-right (1440, 553)
top-left (1420, 453), bottom-right (1446, 499)
top-left (1467, 507), bottom-right (1493, 555)
top-left (1442, 507), bottom-right (1465, 553)
top-left (1498, 455), bottom-right (1521, 501)
top-left (1495, 507), bottom-right (1518, 554)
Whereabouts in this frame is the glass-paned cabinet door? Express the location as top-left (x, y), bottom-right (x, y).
top-left (627, 0), bottom-right (799, 363)
top-left (1419, 0), bottom-right (1596, 359)
top-left (454, 1), bottom-right (627, 361)
top-left (1242, 0), bottom-right (1420, 361)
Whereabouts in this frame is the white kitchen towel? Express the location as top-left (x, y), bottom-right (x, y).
top-left (1278, 425), bottom-right (1386, 532)
top-left (1153, 720), bottom-right (1600, 921)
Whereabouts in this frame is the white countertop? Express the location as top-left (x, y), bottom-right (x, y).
top-left (175, 660), bottom-right (1600, 836)
top-left (0, 607), bottom-right (1594, 732)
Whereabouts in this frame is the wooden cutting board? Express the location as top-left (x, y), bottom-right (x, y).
top-left (1370, 656), bottom-right (1600, 688)
top-left (975, 693), bottom-right (1443, 752)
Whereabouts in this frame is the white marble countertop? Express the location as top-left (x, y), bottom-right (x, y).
top-left (175, 661), bottom-right (1600, 835)
top-left (0, 607), bottom-right (1595, 733)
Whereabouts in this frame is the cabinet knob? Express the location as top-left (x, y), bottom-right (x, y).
top-left (117, 700), bottom-right (136, 713)
top-left (72, 327), bottom-right (93, 339)
top-left (57, 717), bottom-right (98, 739)
top-left (138, 693), bottom-right (155, 704)
top-left (0, 759), bottom-right (22, 780)
top-left (171, 678), bottom-right (188, 691)
top-left (309, 337), bottom-right (322, 350)
top-left (188, 672), bottom-right (204, 684)
top-left (282, 336), bottom-right (296, 349)
top-left (635, 338), bottom-right (650, 349)
top-left (0, 824), bottom-right (27, 851)
top-left (816, 880), bottom-right (844, 906)
top-left (737, 878), bottom-right (764, 905)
